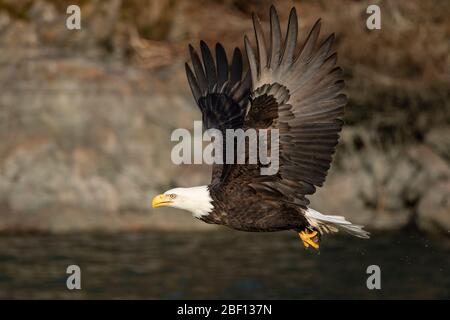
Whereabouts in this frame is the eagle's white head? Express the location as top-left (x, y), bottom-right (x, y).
top-left (151, 186), bottom-right (213, 218)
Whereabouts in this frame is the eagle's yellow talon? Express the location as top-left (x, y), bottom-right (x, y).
top-left (299, 229), bottom-right (320, 250)
top-left (309, 230), bottom-right (318, 237)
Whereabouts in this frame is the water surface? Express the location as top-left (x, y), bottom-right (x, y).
top-left (0, 230), bottom-right (448, 299)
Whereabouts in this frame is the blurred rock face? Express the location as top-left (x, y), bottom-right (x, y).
top-left (0, 0), bottom-right (448, 235)
top-left (0, 50), bottom-right (215, 231)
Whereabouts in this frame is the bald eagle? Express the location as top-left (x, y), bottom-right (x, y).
top-left (152, 6), bottom-right (369, 249)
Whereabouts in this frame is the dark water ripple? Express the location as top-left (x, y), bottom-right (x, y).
top-left (0, 230), bottom-right (448, 299)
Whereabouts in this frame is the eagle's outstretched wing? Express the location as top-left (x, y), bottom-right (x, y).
top-left (185, 42), bottom-right (251, 184)
top-left (219, 6), bottom-right (346, 207)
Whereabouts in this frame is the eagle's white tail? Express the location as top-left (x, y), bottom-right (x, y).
top-left (305, 208), bottom-right (370, 238)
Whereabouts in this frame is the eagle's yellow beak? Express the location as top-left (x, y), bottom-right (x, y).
top-left (152, 194), bottom-right (172, 208)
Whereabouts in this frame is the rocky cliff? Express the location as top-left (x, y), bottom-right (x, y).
top-left (0, 0), bottom-right (448, 234)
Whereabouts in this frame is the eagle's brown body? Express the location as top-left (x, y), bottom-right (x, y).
top-left (204, 185), bottom-right (308, 232)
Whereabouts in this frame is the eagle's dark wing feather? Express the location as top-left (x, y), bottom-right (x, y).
top-left (217, 6), bottom-right (346, 207)
top-left (185, 41), bottom-right (251, 184)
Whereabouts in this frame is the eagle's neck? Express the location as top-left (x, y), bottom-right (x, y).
top-left (180, 185), bottom-right (214, 218)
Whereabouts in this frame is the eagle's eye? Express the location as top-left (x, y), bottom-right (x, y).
top-left (168, 194), bottom-right (177, 199)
